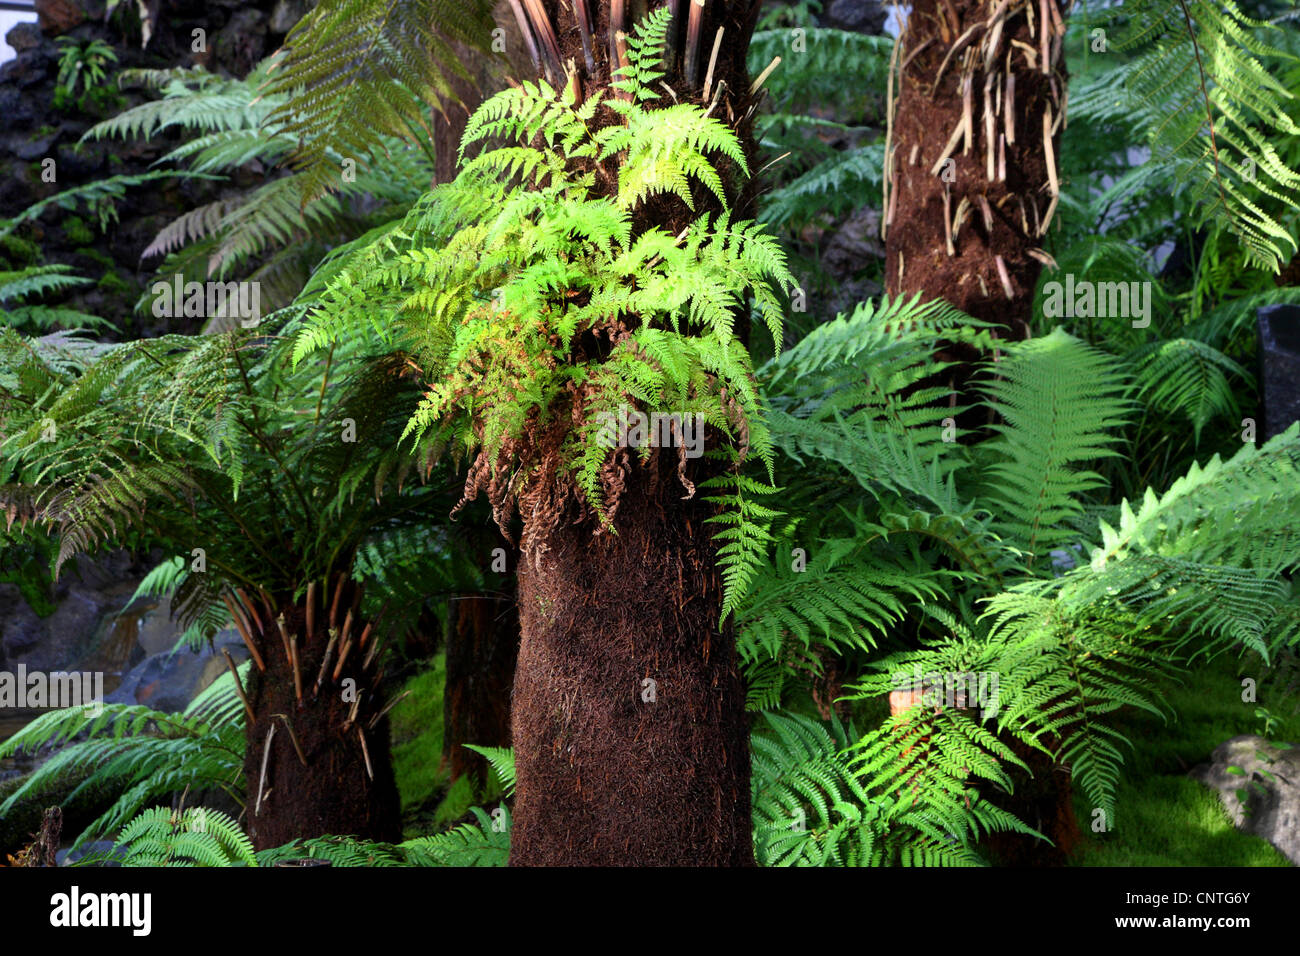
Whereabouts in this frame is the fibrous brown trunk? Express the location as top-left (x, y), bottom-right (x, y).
top-left (496, 0), bottom-right (765, 866)
top-left (231, 580), bottom-right (401, 851)
top-left (885, 0), bottom-right (1079, 862)
top-left (884, 0), bottom-right (1069, 341)
top-left (510, 457), bottom-right (753, 865)
top-left (444, 575), bottom-right (519, 784)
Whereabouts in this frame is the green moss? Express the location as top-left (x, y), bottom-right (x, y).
top-left (1075, 776), bottom-right (1289, 866)
top-left (64, 216), bottom-right (94, 246)
top-left (433, 775), bottom-right (478, 827)
top-left (0, 234), bottom-right (40, 268)
top-left (389, 653), bottom-right (510, 839)
top-left (76, 246), bottom-right (114, 269)
top-left (1070, 654), bottom-right (1300, 866)
top-left (96, 268), bottom-right (131, 296)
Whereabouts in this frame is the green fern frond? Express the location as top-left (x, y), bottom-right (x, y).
top-left (1129, 337), bottom-right (1248, 440)
top-left (979, 329), bottom-right (1134, 562)
top-left (267, 0), bottom-right (495, 204)
top-left (116, 806), bottom-right (255, 867)
top-left (401, 806), bottom-right (511, 867)
top-left (1074, 1), bottom-right (1300, 270)
top-left (462, 744), bottom-right (516, 798)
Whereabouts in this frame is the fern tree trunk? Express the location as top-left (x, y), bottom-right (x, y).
top-left (885, 0), bottom-right (1081, 865)
top-left (503, 0), bottom-right (764, 866)
top-left (444, 525), bottom-right (519, 784)
top-left (884, 0), bottom-right (1068, 341)
top-left (231, 579), bottom-right (401, 851)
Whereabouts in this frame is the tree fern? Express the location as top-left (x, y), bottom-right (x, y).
top-left (296, 11), bottom-right (797, 619)
top-left (83, 62), bottom-right (433, 306)
top-left (266, 0), bottom-right (496, 203)
top-left (1073, 0), bottom-right (1300, 270)
top-left (115, 806), bottom-right (255, 867)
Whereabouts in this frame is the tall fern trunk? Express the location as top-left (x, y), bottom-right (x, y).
top-left (503, 0), bottom-right (764, 866)
top-left (444, 552), bottom-right (519, 784)
top-left (884, 0), bottom-right (1068, 341)
top-left (231, 581), bottom-right (401, 851)
top-left (884, 0), bottom-right (1080, 863)
top-left (511, 462), bottom-right (752, 865)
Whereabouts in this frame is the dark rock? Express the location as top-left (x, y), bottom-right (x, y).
top-left (105, 630), bottom-right (248, 714)
top-left (1190, 735), bottom-right (1300, 865)
top-left (823, 0), bottom-right (888, 34)
top-left (35, 0), bottom-right (101, 36)
top-left (55, 140), bottom-right (106, 179)
top-left (5, 22), bottom-right (44, 54)
top-left (0, 85), bottom-right (40, 128)
top-left (13, 133), bottom-right (57, 163)
top-left (1257, 304), bottom-right (1300, 441)
top-left (0, 551), bottom-right (146, 674)
top-left (57, 839), bottom-right (124, 866)
top-left (822, 205), bottom-right (884, 276)
top-left (825, 277), bottom-right (884, 323)
top-left (214, 8), bottom-right (268, 78)
top-left (0, 169), bottom-right (34, 211)
top-left (269, 0), bottom-right (310, 34)
top-left (56, 118), bottom-right (90, 140)
top-left (2, 50), bottom-right (55, 89)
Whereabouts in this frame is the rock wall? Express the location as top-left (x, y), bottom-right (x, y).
top-left (0, 0), bottom-right (311, 336)
top-left (1, 0), bottom-right (279, 735)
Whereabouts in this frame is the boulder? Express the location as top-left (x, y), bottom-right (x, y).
top-left (822, 205), bottom-right (884, 277)
top-left (57, 839), bottom-right (124, 866)
top-left (1257, 304), bottom-right (1300, 440)
top-left (0, 49), bottom-right (55, 89)
top-left (0, 84), bottom-right (41, 128)
top-left (35, 0), bottom-right (101, 36)
top-left (819, 205), bottom-right (884, 319)
top-left (5, 22), bottom-right (44, 54)
top-left (1190, 734), bottom-right (1300, 864)
top-left (823, 0), bottom-right (888, 34)
top-left (105, 629), bottom-right (248, 714)
top-left (0, 562), bottom-right (143, 675)
top-left (269, 0), bottom-right (311, 35)
top-left (214, 8), bottom-right (268, 78)
top-left (13, 131), bottom-right (57, 163)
